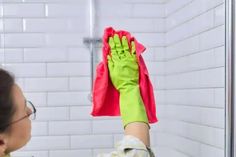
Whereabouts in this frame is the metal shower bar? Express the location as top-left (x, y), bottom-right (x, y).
top-left (83, 0), bottom-right (102, 101)
top-left (225, 0), bottom-right (235, 156)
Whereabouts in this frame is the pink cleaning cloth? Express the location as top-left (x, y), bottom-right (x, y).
top-left (91, 27), bottom-right (158, 124)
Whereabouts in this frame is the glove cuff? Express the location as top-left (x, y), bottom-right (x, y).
top-left (119, 85), bottom-right (149, 128)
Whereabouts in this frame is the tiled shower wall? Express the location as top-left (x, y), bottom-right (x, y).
top-left (156, 0), bottom-right (225, 157)
top-left (0, 0), bottom-right (165, 157)
top-left (0, 0), bottom-right (225, 157)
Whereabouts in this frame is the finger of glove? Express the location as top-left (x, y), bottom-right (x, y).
top-left (131, 41), bottom-right (138, 62)
top-left (109, 37), bottom-right (120, 61)
top-left (131, 41), bottom-right (137, 56)
top-left (121, 36), bottom-right (132, 58)
top-left (107, 55), bottom-right (114, 71)
top-left (114, 34), bottom-right (124, 57)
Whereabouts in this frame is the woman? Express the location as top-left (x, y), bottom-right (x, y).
top-left (0, 69), bottom-right (36, 157)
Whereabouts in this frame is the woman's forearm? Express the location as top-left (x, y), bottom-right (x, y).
top-left (124, 122), bottom-right (150, 147)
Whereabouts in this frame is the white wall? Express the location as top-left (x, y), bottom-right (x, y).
top-left (0, 0), bottom-right (225, 157)
top-left (156, 0), bottom-right (225, 157)
top-left (0, 0), bottom-right (165, 157)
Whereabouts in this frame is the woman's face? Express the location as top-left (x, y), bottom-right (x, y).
top-left (0, 84), bottom-right (32, 155)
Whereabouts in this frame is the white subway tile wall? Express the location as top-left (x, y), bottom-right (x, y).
top-left (160, 0), bottom-right (225, 157)
top-left (0, 0), bottom-right (225, 157)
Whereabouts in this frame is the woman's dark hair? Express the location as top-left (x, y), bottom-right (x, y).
top-left (0, 69), bottom-right (15, 133)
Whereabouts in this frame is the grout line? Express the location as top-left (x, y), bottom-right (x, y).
top-left (165, 24), bottom-right (224, 47)
top-left (165, 45), bottom-right (224, 61)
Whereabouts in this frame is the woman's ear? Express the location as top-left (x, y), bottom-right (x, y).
top-left (0, 136), bottom-right (7, 157)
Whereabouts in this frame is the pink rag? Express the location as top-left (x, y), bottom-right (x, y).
top-left (91, 27), bottom-right (158, 124)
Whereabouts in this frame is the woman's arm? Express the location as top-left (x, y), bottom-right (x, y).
top-left (107, 34), bottom-right (150, 147)
top-left (125, 122), bottom-right (150, 147)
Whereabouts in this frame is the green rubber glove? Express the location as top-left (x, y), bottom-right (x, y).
top-left (107, 34), bottom-right (148, 128)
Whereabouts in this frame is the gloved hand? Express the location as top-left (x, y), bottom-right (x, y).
top-left (107, 34), bottom-right (148, 128)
